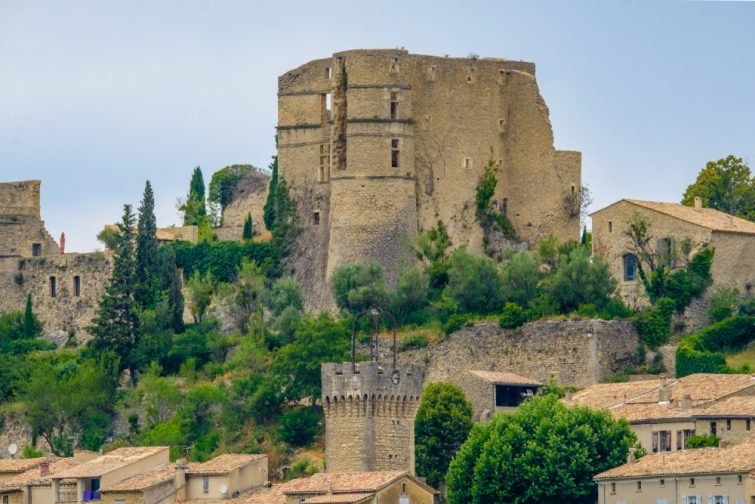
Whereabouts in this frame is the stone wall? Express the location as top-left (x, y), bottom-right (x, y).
top-left (321, 362), bottom-right (422, 474)
top-left (278, 49), bottom-right (582, 309)
top-left (214, 170), bottom-right (270, 242)
top-left (0, 253), bottom-right (112, 343)
top-left (396, 319), bottom-right (640, 391)
top-left (0, 414), bottom-right (48, 458)
top-left (0, 180), bottom-right (59, 258)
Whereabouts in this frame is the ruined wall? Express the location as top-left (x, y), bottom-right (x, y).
top-left (0, 181), bottom-right (59, 258)
top-left (0, 253), bottom-right (111, 343)
top-left (397, 319), bottom-right (640, 390)
top-left (278, 50), bottom-right (581, 309)
top-left (321, 362), bottom-right (422, 474)
top-left (214, 170), bottom-right (270, 242)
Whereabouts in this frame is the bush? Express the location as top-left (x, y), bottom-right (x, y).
top-left (278, 408), bottom-right (322, 447)
top-left (442, 313), bottom-right (474, 335)
top-left (542, 247), bottom-right (617, 313)
top-left (499, 303), bottom-right (528, 329)
top-left (166, 241), bottom-right (279, 283)
top-left (390, 266), bottom-right (430, 324)
top-left (500, 252), bottom-right (540, 307)
top-left (675, 316), bottom-right (755, 377)
top-left (330, 263), bottom-right (388, 313)
top-left (443, 248), bottom-right (503, 314)
top-left (400, 332), bottom-right (429, 351)
top-left (685, 434), bottom-right (719, 448)
top-left (708, 286), bottom-right (740, 323)
top-left (269, 276), bottom-right (304, 315)
top-left (633, 298), bottom-right (675, 349)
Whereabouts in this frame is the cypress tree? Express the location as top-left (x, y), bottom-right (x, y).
top-left (263, 154), bottom-right (278, 230)
top-left (89, 204), bottom-right (141, 386)
top-left (159, 247), bottom-right (185, 333)
top-left (136, 181), bottom-right (159, 309)
top-left (23, 293), bottom-right (36, 338)
top-left (242, 213), bottom-right (253, 240)
top-left (183, 167), bottom-right (207, 225)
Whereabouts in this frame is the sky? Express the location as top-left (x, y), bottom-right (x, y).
top-left (1, 1), bottom-right (754, 252)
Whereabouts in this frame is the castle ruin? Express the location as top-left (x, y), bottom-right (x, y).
top-left (278, 49), bottom-right (582, 307)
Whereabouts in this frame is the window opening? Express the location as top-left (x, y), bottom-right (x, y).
top-left (498, 69), bottom-right (505, 84)
top-left (319, 144), bottom-right (330, 182)
top-left (747, 419), bottom-right (751, 430)
top-left (32, 243), bottom-right (41, 256)
top-left (390, 91), bottom-right (399, 120)
top-left (463, 158), bottom-right (471, 170)
top-left (50, 276), bottom-right (57, 298)
top-left (727, 419), bottom-right (731, 430)
top-left (657, 237), bottom-right (676, 268)
top-left (203, 476), bottom-right (209, 494)
top-left (73, 276), bottom-right (81, 297)
top-left (608, 221), bottom-right (613, 233)
top-left (428, 65), bottom-right (436, 81)
top-left (623, 254), bottom-right (637, 282)
top-left (391, 139), bottom-right (400, 168)
top-left (325, 67), bottom-right (332, 80)
top-left (610, 482), bottom-right (616, 493)
top-left (636, 481), bottom-right (642, 491)
top-left (313, 212), bottom-right (320, 226)
top-left (502, 198), bottom-right (508, 216)
top-left (710, 421), bottom-right (717, 436)
top-left (495, 385), bottom-right (536, 407)
top-left (321, 93), bottom-right (332, 123)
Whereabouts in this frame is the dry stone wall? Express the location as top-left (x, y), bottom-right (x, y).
top-left (214, 170), bottom-right (270, 242)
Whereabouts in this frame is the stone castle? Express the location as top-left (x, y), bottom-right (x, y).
top-left (278, 49), bottom-right (582, 307)
top-left (0, 180), bottom-right (111, 343)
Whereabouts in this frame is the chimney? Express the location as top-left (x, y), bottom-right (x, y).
top-left (659, 386), bottom-right (670, 404)
top-left (175, 458), bottom-right (188, 501)
top-left (40, 462), bottom-right (49, 477)
top-left (693, 197), bottom-right (702, 210)
top-left (660, 374), bottom-right (667, 388)
top-left (681, 394), bottom-right (692, 411)
top-left (627, 448), bottom-right (636, 464)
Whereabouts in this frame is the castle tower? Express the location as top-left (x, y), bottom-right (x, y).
top-left (321, 361), bottom-right (423, 474)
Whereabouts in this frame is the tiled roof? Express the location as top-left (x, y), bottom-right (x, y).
top-left (593, 199), bottom-right (755, 235)
top-left (53, 447), bottom-right (168, 479)
top-left (693, 396), bottom-right (755, 418)
top-left (0, 458), bottom-right (47, 474)
top-left (230, 484), bottom-right (285, 504)
top-left (186, 454), bottom-right (265, 475)
top-left (470, 370), bottom-right (543, 386)
top-left (595, 436), bottom-right (755, 480)
top-left (0, 459), bottom-right (78, 490)
top-left (609, 402), bottom-right (694, 424)
top-left (282, 471), bottom-right (406, 494)
top-left (566, 380), bottom-right (661, 410)
top-left (100, 464), bottom-right (179, 492)
top-left (303, 494), bottom-right (373, 504)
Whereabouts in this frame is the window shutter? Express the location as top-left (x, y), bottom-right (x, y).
top-left (708, 497), bottom-right (714, 504)
top-left (722, 497), bottom-right (728, 504)
top-left (682, 497), bottom-right (687, 504)
top-left (670, 238), bottom-right (676, 268)
top-left (657, 239), bottom-right (663, 257)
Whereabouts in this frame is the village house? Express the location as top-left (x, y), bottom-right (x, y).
top-left (457, 370), bottom-right (542, 421)
top-left (236, 471), bottom-right (436, 504)
top-left (590, 198), bottom-right (755, 316)
top-left (566, 374), bottom-right (755, 454)
top-left (594, 436), bottom-right (755, 504)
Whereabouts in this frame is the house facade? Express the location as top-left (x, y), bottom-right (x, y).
top-left (457, 370), bottom-right (542, 421)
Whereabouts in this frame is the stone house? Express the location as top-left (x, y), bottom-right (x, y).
top-left (693, 397), bottom-right (755, 446)
top-left (457, 370), bottom-right (542, 421)
top-left (183, 454), bottom-right (268, 501)
top-left (0, 459), bottom-right (86, 504)
top-left (566, 374), bottom-right (755, 454)
top-left (278, 49), bottom-right (582, 308)
top-left (594, 436), bottom-right (755, 504)
top-left (590, 198), bottom-right (755, 311)
top-left (238, 471), bottom-right (436, 504)
top-left (0, 459), bottom-right (47, 483)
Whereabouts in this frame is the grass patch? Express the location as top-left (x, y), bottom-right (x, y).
top-left (726, 341), bottom-right (755, 371)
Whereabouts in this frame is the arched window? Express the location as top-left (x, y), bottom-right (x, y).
top-left (623, 253), bottom-right (638, 282)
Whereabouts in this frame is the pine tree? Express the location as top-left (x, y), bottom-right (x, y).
top-left (136, 181), bottom-right (159, 309)
top-left (242, 213), bottom-right (253, 240)
top-left (159, 247), bottom-right (185, 333)
top-left (89, 204), bottom-right (141, 386)
top-left (263, 154), bottom-right (278, 230)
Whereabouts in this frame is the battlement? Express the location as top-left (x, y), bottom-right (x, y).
top-left (0, 180), bottom-right (41, 218)
top-left (322, 362), bottom-right (423, 403)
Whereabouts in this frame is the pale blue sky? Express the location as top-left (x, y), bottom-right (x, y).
top-left (1, 1), bottom-right (754, 251)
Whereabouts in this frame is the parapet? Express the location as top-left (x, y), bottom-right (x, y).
top-left (0, 180), bottom-right (41, 218)
top-left (321, 362), bottom-right (423, 402)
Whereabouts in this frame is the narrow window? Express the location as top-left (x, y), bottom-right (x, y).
top-left (715, 477), bottom-right (721, 485)
top-left (32, 243), bottom-right (41, 257)
top-left (498, 119), bottom-right (506, 133)
top-left (203, 476), bottom-right (209, 494)
top-left (636, 480), bottom-right (642, 491)
top-left (608, 221), bottom-right (613, 233)
top-left (390, 91), bottom-right (399, 120)
top-left (689, 477), bottom-right (695, 486)
top-left (401, 482), bottom-right (406, 494)
top-left (738, 474), bottom-right (743, 483)
top-left (325, 67), bottom-right (332, 80)
top-left (3, 495), bottom-right (9, 504)
top-left (319, 144), bottom-right (330, 182)
top-left (428, 65), bottom-right (436, 81)
top-left (623, 254), bottom-right (637, 282)
top-left (423, 115), bottom-right (431, 131)
top-left (677, 430), bottom-right (682, 451)
top-left (659, 479), bottom-right (665, 486)
top-left (727, 419), bottom-right (732, 430)
top-left (498, 69), bottom-right (505, 84)
top-left (747, 418), bottom-right (751, 430)
top-left (610, 482), bottom-right (616, 493)
top-left (73, 276), bottom-right (81, 297)
top-left (321, 93), bottom-right (332, 123)
top-left (710, 421), bottom-right (717, 436)
top-left (571, 185), bottom-right (576, 194)
top-left (49, 276), bottom-right (57, 298)
top-left (313, 211), bottom-right (320, 226)
top-left (391, 139), bottom-right (400, 168)
top-left (652, 432), bottom-right (659, 453)
top-left (389, 57), bottom-right (399, 74)
top-left (463, 158), bottom-right (471, 170)
top-left (502, 198), bottom-right (508, 216)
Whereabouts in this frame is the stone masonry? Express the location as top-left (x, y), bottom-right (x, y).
top-left (277, 49), bottom-right (582, 308)
top-left (321, 361), bottom-right (423, 474)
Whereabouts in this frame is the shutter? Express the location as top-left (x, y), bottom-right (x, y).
top-left (657, 239), bottom-right (663, 258)
top-left (708, 497), bottom-right (713, 504)
top-left (682, 497), bottom-right (687, 504)
top-left (722, 496), bottom-right (728, 504)
top-left (670, 238), bottom-right (676, 268)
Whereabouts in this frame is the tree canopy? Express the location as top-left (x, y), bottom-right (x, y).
top-left (681, 155), bottom-right (755, 221)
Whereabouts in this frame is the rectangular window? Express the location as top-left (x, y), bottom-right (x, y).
top-left (747, 419), bottom-right (751, 431)
top-left (391, 139), bottom-right (400, 168)
top-left (32, 243), bottom-right (41, 256)
top-left (657, 500), bottom-right (668, 504)
top-left (3, 495), bottom-right (8, 504)
top-left (319, 144), bottom-right (330, 182)
top-left (463, 158), bottom-right (471, 170)
top-left (715, 477), bottom-right (721, 485)
top-left (50, 276), bottom-right (57, 298)
top-left (203, 476), bottom-right (209, 494)
top-left (321, 93), bottom-right (332, 123)
top-left (325, 67), bottom-right (332, 80)
top-left (726, 419), bottom-right (731, 430)
top-left (313, 212), bottom-right (320, 226)
top-left (636, 481), bottom-right (642, 491)
top-left (657, 237), bottom-right (676, 268)
top-left (608, 221), bottom-right (613, 233)
top-left (714, 497), bottom-right (725, 504)
top-left (660, 479), bottom-right (665, 487)
top-left (73, 276), bottom-right (81, 297)
top-left (653, 431), bottom-right (659, 453)
top-left (495, 385), bottom-right (536, 407)
top-left (116, 500), bottom-right (124, 504)
top-left (660, 430), bottom-right (672, 452)
top-left (610, 482), bottom-right (616, 494)
top-left (711, 421), bottom-right (717, 436)
top-left (689, 477), bottom-right (695, 487)
top-left (390, 91), bottom-right (399, 120)
top-left (623, 254), bottom-right (637, 282)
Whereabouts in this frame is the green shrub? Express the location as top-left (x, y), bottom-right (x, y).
top-left (166, 241), bottom-right (279, 283)
top-left (499, 303), bottom-right (528, 329)
top-left (443, 248), bottom-right (504, 314)
top-left (633, 298), bottom-right (675, 349)
top-left (278, 408), bottom-right (322, 447)
top-left (443, 313), bottom-right (474, 335)
top-left (285, 457), bottom-right (319, 481)
top-left (676, 316), bottom-right (755, 377)
top-left (400, 332), bottom-right (429, 351)
top-left (685, 434), bottom-right (719, 448)
top-left (330, 263), bottom-right (388, 313)
top-left (708, 287), bottom-right (740, 322)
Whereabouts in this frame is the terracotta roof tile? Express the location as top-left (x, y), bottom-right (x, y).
top-left (100, 464), bottom-right (179, 492)
top-left (186, 454), bottom-right (265, 475)
top-left (229, 484), bottom-right (285, 504)
top-left (303, 494), bottom-right (373, 504)
top-left (282, 471), bottom-right (405, 494)
top-left (593, 199), bottom-right (755, 235)
top-left (609, 402), bottom-right (694, 423)
top-left (470, 370), bottom-right (543, 386)
top-left (595, 436), bottom-right (755, 479)
top-left (693, 396), bottom-right (755, 418)
top-left (566, 380), bottom-right (661, 410)
top-left (0, 458), bottom-right (47, 474)
top-left (53, 447), bottom-right (168, 479)
top-left (0, 459), bottom-right (78, 491)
